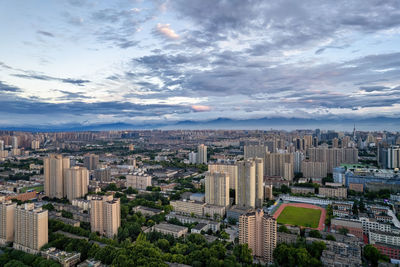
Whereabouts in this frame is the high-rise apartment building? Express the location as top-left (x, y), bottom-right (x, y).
top-left (13, 203), bottom-right (48, 254)
top-left (388, 146), bottom-right (400, 169)
top-left (64, 166), bottom-right (89, 201)
top-left (208, 163), bottom-right (238, 190)
top-left (12, 136), bottom-right (18, 149)
top-left (31, 140), bottom-right (40, 150)
top-left (0, 199), bottom-right (17, 245)
top-left (44, 154), bottom-right (70, 199)
top-left (294, 151), bottom-right (304, 173)
top-left (197, 144), bottom-right (207, 164)
top-left (244, 144), bottom-right (268, 159)
top-left (205, 171), bottom-right (229, 207)
top-left (332, 138), bottom-right (339, 148)
top-left (236, 158), bottom-right (264, 209)
top-left (83, 154), bottom-right (99, 171)
top-left (301, 161), bottom-right (328, 178)
top-left (265, 153), bottom-right (294, 181)
top-left (126, 172), bottom-right (152, 190)
top-left (189, 151), bottom-right (197, 164)
top-left (307, 147), bottom-right (358, 173)
top-left (0, 140), bottom-right (4, 151)
top-left (239, 209), bottom-right (277, 263)
top-left (90, 195), bottom-right (120, 238)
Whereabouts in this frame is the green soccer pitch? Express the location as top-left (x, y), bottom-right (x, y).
top-left (277, 206), bottom-right (321, 228)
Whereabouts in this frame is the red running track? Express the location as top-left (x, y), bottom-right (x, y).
top-left (273, 203), bottom-right (326, 231)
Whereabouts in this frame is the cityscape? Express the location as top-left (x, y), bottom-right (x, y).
top-left (1, 0), bottom-right (400, 267)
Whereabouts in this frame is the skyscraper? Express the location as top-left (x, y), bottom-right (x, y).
top-left (83, 153), bottom-right (99, 171)
top-left (205, 171), bottom-right (230, 207)
top-left (13, 203), bottom-right (48, 254)
top-left (64, 166), bottom-right (89, 201)
top-left (239, 209), bottom-right (277, 263)
top-left (388, 146), bottom-right (400, 169)
top-left (90, 195), bottom-right (120, 238)
top-left (44, 154), bottom-right (70, 199)
top-left (31, 140), bottom-right (40, 150)
top-left (0, 140), bottom-right (4, 151)
top-left (236, 158), bottom-right (264, 209)
top-left (197, 144), bottom-right (207, 164)
top-left (0, 199), bottom-right (17, 245)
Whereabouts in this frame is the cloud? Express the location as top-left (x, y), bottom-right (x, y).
top-left (154, 23), bottom-right (180, 40)
top-left (0, 81), bottom-right (21, 92)
top-left (13, 73), bottom-right (90, 86)
top-left (191, 105), bottom-right (211, 112)
top-left (37, 30), bottom-right (55, 37)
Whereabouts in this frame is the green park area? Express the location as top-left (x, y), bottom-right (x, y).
top-left (277, 206), bottom-right (321, 228)
top-left (20, 185), bottom-right (44, 193)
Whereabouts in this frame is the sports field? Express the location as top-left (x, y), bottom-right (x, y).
top-left (276, 205), bottom-right (322, 228)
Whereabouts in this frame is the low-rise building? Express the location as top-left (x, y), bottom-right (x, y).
top-left (191, 223), bottom-right (208, 234)
top-left (331, 218), bottom-right (363, 241)
top-left (204, 204), bottom-right (225, 218)
top-left (132, 206), bottom-right (163, 217)
top-left (291, 187), bottom-right (315, 195)
top-left (373, 243), bottom-right (400, 260)
top-left (369, 230), bottom-right (400, 247)
top-left (319, 187), bottom-right (347, 199)
top-left (152, 222), bottom-right (188, 238)
top-left (170, 200), bottom-right (206, 217)
top-left (41, 247), bottom-right (81, 267)
top-left (277, 232), bottom-right (298, 244)
top-left (165, 213), bottom-right (221, 232)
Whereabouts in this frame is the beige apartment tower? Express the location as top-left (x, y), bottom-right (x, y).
top-left (205, 171), bottom-right (230, 207)
top-left (265, 153), bottom-right (294, 181)
top-left (126, 173), bottom-right (152, 190)
top-left (197, 144), bottom-right (207, 164)
top-left (239, 209), bottom-right (277, 263)
top-left (83, 153), bottom-right (99, 170)
top-left (244, 144), bottom-right (268, 159)
top-left (0, 200), bottom-right (17, 245)
top-left (208, 163), bottom-right (238, 190)
top-left (13, 203), bottom-right (48, 254)
top-left (90, 195), bottom-right (120, 238)
top-left (236, 158), bottom-right (264, 209)
top-left (64, 166), bottom-right (89, 201)
top-left (44, 154), bottom-right (70, 199)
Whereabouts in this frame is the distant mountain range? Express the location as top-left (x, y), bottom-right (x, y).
top-left (0, 116), bottom-right (399, 132)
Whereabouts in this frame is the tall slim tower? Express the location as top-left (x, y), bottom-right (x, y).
top-left (64, 166), bottom-right (89, 201)
top-left (205, 171), bottom-right (230, 207)
top-left (83, 154), bottom-right (99, 170)
top-left (239, 209), bottom-right (277, 263)
top-left (236, 158), bottom-right (264, 209)
top-left (197, 144), bottom-right (207, 164)
top-left (44, 154), bottom-right (70, 199)
top-left (12, 136), bottom-right (18, 149)
top-left (0, 140), bottom-right (4, 151)
top-left (13, 203), bottom-right (48, 253)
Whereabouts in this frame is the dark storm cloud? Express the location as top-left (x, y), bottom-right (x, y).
top-left (13, 74), bottom-right (90, 86)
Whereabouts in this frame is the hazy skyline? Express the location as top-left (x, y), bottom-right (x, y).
top-left (1, 0), bottom-right (400, 129)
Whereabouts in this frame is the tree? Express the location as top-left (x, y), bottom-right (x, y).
top-left (364, 244), bottom-right (390, 267)
top-left (278, 225), bottom-right (290, 233)
top-left (233, 244), bottom-right (253, 265)
top-left (42, 203), bottom-right (55, 211)
top-left (325, 234), bottom-right (336, 241)
top-left (309, 230), bottom-right (322, 239)
top-left (352, 200), bottom-right (359, 215)
top-left (338, 227), bottom-right (349, 235)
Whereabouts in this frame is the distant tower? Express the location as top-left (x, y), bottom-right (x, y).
top-left (353, 123), bottom-right (356, 141)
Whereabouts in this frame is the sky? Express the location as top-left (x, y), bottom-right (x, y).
top-left (1, 0), bottom-right (400, 130)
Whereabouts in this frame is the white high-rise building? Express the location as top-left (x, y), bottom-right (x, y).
top-left (12, 136), bottom-right (18, 149)
top-left (31, 140), bottom-right (40, 150)
top-left (189, 151), bottom-right (197, 164)
top-left (0, 140), bottom-right (4, 151)
top-left (388, 146), bottom-right (400, 169)
top-left (197, 144), bottom-right (207, 164)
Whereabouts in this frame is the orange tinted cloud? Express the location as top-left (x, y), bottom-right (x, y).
top-left (191, 105), bottom-right (211, 112)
